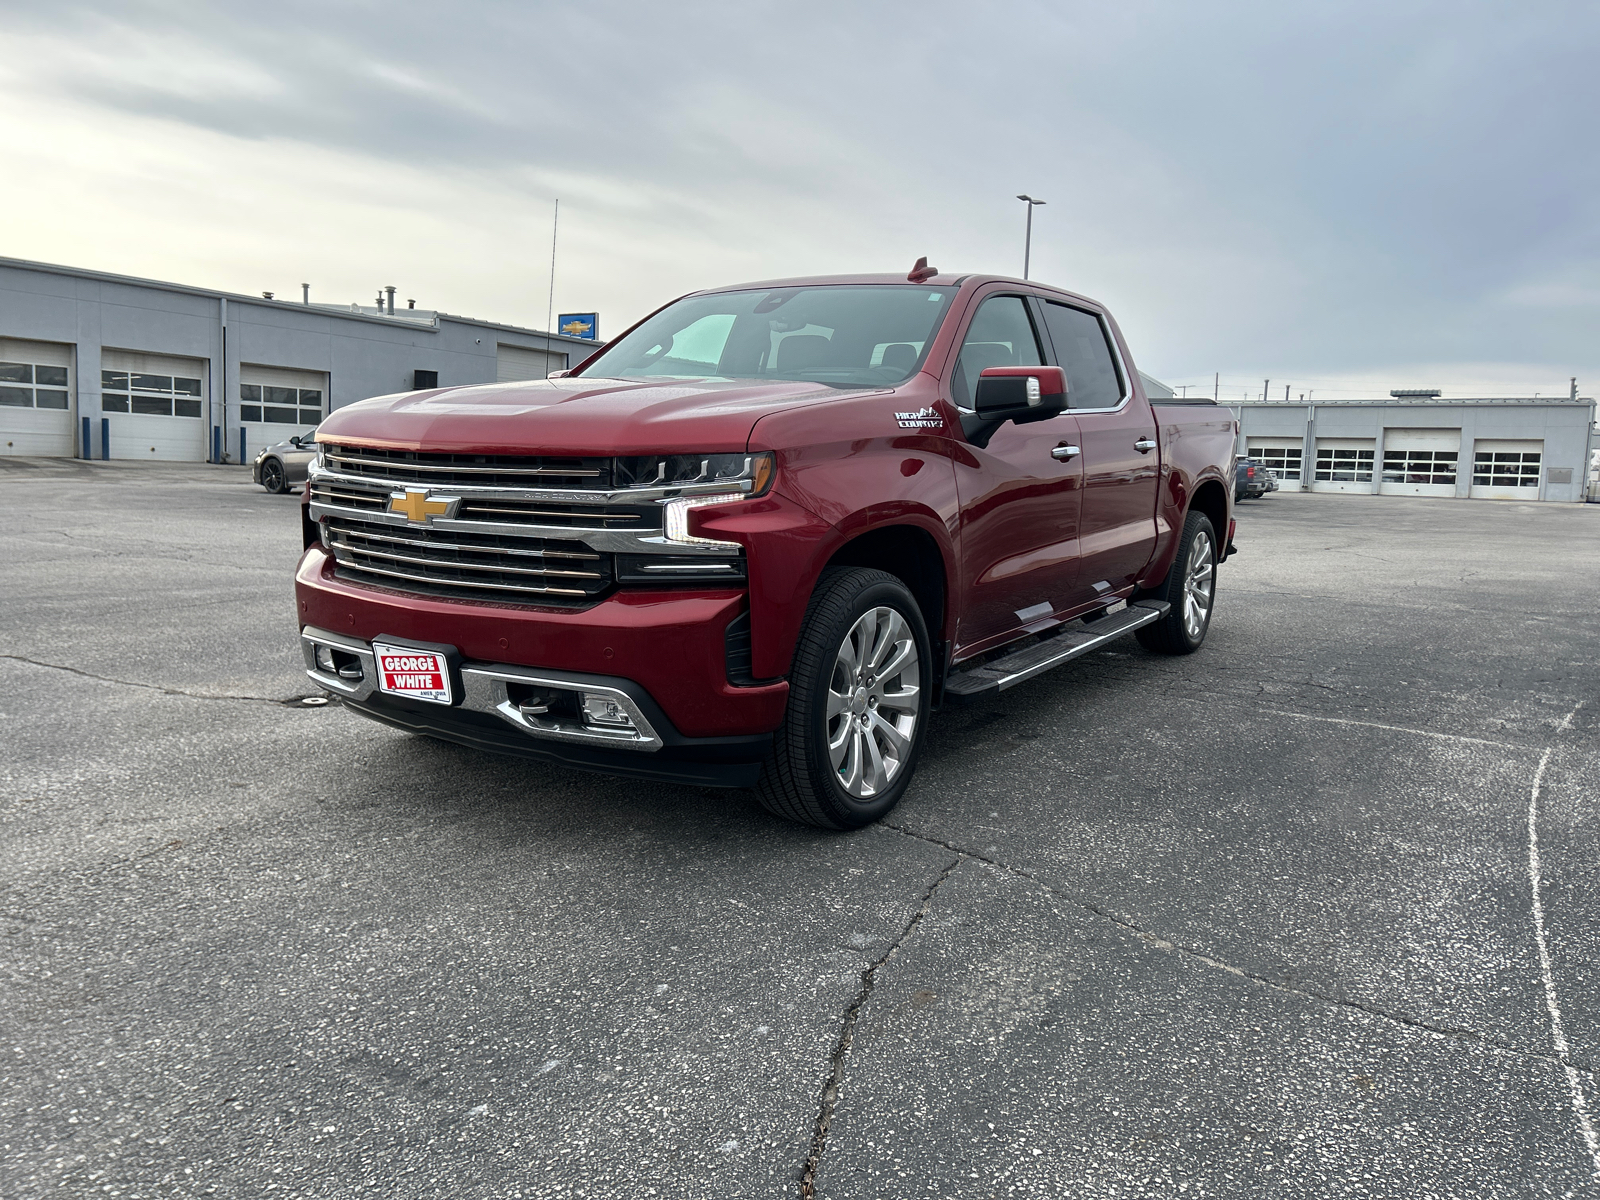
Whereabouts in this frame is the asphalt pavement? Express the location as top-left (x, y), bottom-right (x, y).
top-left (3, 458), bottom-right (1598, 1198)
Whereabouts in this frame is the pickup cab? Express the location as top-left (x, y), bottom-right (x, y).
top-left (296, 266), bottom-right (1237, 828)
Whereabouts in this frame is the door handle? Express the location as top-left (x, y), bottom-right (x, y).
top-left (1051, 444), bottom-right (1081, 461)
top-left (1133, 438), bottom-right (1157, 454)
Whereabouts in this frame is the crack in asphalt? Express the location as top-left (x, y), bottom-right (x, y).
top-left (797, 853), bottom-right (962, 1199)
top-left (0, 655), bottom-right (320, 707)
top-left (878, 821), bottom-right (1594, 1078)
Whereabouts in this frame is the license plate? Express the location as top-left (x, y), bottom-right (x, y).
top-left (373, 642), bottom-right (453, 705)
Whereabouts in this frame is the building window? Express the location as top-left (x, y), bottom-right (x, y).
top-left (1314, 446), bottom-right (1374, 483)
top-left (241, 383), bottom-right (321, 424)
top-left (0, 361), bottom-right (70, 410)
top-left (1253, 445), bottom-right (1302, 481)
top-left (102, 370), bottom-right (203, 417)
top-left (1473, 451), bottom-right (1540, 488)
top-left (1383, 449), bottom-right (1457, 486)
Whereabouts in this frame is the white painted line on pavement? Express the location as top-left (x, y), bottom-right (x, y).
top-left (1259, 709), bottom-right (1523, 750)
top-left (1528, 701), bottom-right (1600, 1181)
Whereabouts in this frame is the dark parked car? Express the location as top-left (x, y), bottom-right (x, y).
top-left (1235, 456), bottom-right (1270, 500)
top-left (253, 430), bottom-right (318, 494)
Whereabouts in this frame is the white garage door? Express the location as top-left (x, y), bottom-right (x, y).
top-left (1380, 428), bottom-right (1460, 498)
top-left (1311, 438), bottom-right (1375, 493)
top-left (1246, 436), bottom-right (1303, 489)
top-left (101, 349), bottom-right (208, 462)
top-left (1471, 438), bottom-right (1543, 500)
top-left (0, 337), bottom-right (74, 458)
top-left (239, 364), bottom-right (326, 463)
top-left (496, 343), bottom-right (566, 382)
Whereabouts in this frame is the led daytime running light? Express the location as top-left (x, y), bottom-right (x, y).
top-left (663, 491), bottom-right (746, 547)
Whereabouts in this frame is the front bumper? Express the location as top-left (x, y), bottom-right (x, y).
top-left (301, 625), bottom-right (770, 787)
top-left (295, 546), bottom-right (789, 740)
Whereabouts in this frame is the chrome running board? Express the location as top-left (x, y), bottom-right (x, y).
top-left (944, 600), bottom-right (1169, 698)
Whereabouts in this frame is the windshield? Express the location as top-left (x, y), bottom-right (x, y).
top-left (575, 285), bottom-right (958, 388)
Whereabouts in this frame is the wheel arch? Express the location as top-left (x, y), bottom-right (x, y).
top-left (1188, 478), bottom-right (1229, 546)
top-left (822, 523), bottom-right (948, 645)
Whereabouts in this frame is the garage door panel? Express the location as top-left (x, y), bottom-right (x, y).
top-left (497, 344), bottom-right (565, 382)
top-left (1380, 428), bottom-right (1461, 498)
top-left (239, 365), bottom-right (326, 460)
top-left (102, 349), bottom-right (206, 461)
top-left (1471, 439), bottom-right (1542, 500)
top-left (1311, 438), bottom-right (1375, 493)
top-left (1246, 436), bottom-right (1303, 488)
top-left (0, 337), bottom-right (75, 458)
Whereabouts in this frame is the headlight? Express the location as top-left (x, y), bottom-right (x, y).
top-left (617, 452), bottom-right (773, 493)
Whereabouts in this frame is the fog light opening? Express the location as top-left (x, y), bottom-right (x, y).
top-left (580, 692), bottom-right (636, 730)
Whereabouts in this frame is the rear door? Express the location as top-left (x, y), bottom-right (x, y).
top-left (1037, 300), bottom-right (1160, 596)
top-left (948, 291), bottom-right (1084, 654)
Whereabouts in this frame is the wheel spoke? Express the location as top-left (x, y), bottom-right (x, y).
top-left (868, 611), bottom-right (904, 671)
top-left (861, 725), bottom-right (889, 794)
top-left (826, 687), bottom-right (850, 719)
top-left (870, 711), bottom-right (913, 760)
top-left (876, 637), bottom-right (915, 682)
top-left (877, 682), bottom-right (920, 713)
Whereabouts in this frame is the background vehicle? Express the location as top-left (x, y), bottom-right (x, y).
top-left (254, 430), bottom-right (318, 494)
top-left (295, 268), bottom-right (1237, 828)
top-left (1235, 455), bottom-right (1270, 500)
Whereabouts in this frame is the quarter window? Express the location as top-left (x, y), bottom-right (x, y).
top-left (952, 296), bottom-right (1044, 411)
top-left (1040, 302), bottom-right (1124, 410)
top-left (0, 360), bottom-right (70, 410)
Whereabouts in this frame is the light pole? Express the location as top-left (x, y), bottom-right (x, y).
top-left (1017, 194), bottom-right (1046, 279)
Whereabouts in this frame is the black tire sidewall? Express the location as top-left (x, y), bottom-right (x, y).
top-left (794, 574), bottom-right (932, 827)
top-left (263, 460), bottom-right (285, 493)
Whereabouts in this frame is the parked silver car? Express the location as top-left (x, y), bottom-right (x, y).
top-left (252, 430), bottom-right (318, 494)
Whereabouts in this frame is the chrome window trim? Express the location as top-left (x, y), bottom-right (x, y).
top-left (1033, 295), bottom-right (1134, 417)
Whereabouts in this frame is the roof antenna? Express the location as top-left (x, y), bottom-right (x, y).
top-left (907, 256), bottom-right (938, 283)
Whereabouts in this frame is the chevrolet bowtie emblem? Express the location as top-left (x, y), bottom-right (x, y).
top-left (388, 488), bottom-right (459, 524)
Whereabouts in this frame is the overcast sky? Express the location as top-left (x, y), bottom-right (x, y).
top-left (2, 1), bottom-right (1595, 398)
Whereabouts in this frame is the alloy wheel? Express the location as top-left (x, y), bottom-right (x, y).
top-left (825, 606), bottom-right (921, 799)
top-left (1183, 529), bottom-right (1215, 640)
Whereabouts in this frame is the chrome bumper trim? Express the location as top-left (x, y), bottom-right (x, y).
top-left (300, 625), bottom-right (663, 752)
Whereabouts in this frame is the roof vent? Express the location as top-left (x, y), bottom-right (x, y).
top-left (1390, 389), bottom-right (1441, 398)
top-left (907, 256), bottom-right (939, 283)
top-left (261, 291), bottom-right (274, 300)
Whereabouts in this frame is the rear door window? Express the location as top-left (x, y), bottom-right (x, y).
top-left (1040, 302), bottom-right (1124, 410)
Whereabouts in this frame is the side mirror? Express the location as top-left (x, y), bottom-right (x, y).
top-left (288, 436), bottom-right (302, 447)
top-left (974, 365), bottom-right (1068, 425)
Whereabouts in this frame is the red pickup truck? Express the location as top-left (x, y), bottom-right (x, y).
top-left (296, 266), bottom-right (1236, 828)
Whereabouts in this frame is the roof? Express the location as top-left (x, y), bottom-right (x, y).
top-left (0, 255), bottom-right (595, 347)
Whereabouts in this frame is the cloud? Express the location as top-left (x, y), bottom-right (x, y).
top-left (0, 0), bottom-right (1596, 388)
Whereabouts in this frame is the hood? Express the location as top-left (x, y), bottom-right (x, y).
top-left (314, 376), bottom-right (887, 456)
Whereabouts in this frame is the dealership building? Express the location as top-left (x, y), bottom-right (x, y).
top-left (1225, 392), bottom-right (1596, 503)
top-left (0, 257), bottom-right (599, 464)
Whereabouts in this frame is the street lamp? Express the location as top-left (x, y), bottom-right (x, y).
top-left (1016, 194), bottom-right (1046, 279)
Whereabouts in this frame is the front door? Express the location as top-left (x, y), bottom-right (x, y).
top-left (949, 293), bottom-right (1084, 654)
top-left (1037, 300), bottom-right (1160, 596)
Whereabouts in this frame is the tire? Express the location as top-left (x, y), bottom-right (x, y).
top-left (1134, 509), bottom-right (1218, 655)
top-left (261, 458), bottom-right (287, 494)
top-left (755, 568), bottom-right (932, 830)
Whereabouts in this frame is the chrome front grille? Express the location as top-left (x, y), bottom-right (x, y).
top-left (324, 445), bottom-right (610, 490)
top-left (323, 515), bottom-right (610, 605)
top-left (456, 497), bottom-right (660, 530)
